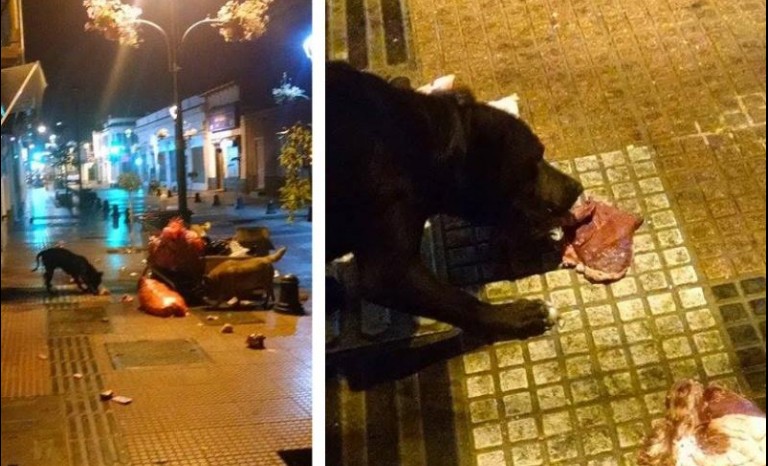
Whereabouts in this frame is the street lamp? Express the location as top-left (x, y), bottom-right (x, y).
top-left (85, 0), bottom-right (274, 223)
top-left (125, 10), bottom-right (227, 224)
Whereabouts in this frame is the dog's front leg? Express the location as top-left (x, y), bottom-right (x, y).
top-left (357, 256), bottom-right (556, 341)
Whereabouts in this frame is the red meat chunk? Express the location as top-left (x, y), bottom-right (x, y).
top-left (562, 199), bottom-right (644, 283)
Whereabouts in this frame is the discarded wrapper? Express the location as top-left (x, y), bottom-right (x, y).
top-left (112, 396), bottom-right (133, 405)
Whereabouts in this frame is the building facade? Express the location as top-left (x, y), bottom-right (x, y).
top-left (2, 0), bottom-right (46, 225)
top-left (126, 82), bottom-right (310, 197)
top-left (132, 96), bottom-right (206, 191)
top-left (91, 117), bottom-right (138, 186)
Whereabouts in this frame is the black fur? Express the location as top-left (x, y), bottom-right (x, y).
top-left (32, 248), bottom-right (103, 294)
top-left (326, 62), bottom-right (583, 340)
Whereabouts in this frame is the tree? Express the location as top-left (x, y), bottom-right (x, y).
top-left (277, 123), bottom-right (312, 222)
top-left (118, 172), bottom-right (142, 250)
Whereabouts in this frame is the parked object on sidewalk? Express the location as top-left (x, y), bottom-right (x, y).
top-left (638, 379), bottom-right (766, 466)
top-left (246, 333), bottom-right (266, 349)
top-left (221, 323), bottom-right (234, 333)
top-left (137, 277), bottom-right (189, 318)
top-left (274, 274), bottom-right (304, 315)
top-left (112, 396), bottom-right (133, 405)
top-left (203, 247), bottom-right (287, 308)
top-left (99, 390), bottom-right (114, 401)
top-left (562, 199), bottom-right (644, 283)
top-left (266, 199), bottom-right (278, 214)
top-left (212, 194), bottom-right (221, 206)
top-left (32, 247), bottom-right (103, 294)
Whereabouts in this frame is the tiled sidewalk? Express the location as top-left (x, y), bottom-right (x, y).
top-left (327, 0), bottom-right (765, 464)
top-left (1, 222), bottom-right (312, 465)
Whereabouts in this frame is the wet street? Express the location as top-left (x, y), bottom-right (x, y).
top-left (1, 187), bottom-right (312, 465)
top-left (327, 0), bottom-right (766, 464)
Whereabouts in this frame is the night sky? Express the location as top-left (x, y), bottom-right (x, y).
top-left (23, 0), bottom-right (312, 139)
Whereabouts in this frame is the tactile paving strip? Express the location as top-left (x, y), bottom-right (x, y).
top-left (710, 276), bottom-right (766, 409)
top-left (459, 146), bottom-right (743, 465)
top-left (48, 335), bottom-right (130, 465)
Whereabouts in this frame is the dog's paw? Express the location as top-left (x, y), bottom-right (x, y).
top-left (478, 299), bottom-right (557, 341)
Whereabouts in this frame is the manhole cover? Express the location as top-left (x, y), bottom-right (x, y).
top-left (48, 306), bottom-right (111, 336)
top-left (191, 309), bottom-right (266, 326)
top-left (106, 339), bottom-right (209, 369)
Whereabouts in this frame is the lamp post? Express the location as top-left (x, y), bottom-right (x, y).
top-left (132, 8), bottom-right (221, 225)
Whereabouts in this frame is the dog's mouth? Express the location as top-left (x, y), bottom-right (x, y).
top-left (545, 194), bottom-right (588, 242)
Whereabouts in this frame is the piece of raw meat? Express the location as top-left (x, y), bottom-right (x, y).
top-left (562, 199), bottom-right (644, 283)
top-left (638, 380), bottom-right (766, 466)
top-left (137, 277), bottom-right (188, 318)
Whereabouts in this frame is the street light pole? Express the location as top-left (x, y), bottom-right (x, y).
top-left (168, 0), bottom-right (189, 224)
top-left (133, 11), bottom-right (222, 226)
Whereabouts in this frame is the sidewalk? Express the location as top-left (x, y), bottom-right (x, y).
top-left (1, 209), bottom-right (312, 465)
top-left (327, 0), bottom-right (766, 464)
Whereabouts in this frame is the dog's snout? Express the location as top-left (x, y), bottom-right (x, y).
top-left (536, 161), bottom-right (584, 212)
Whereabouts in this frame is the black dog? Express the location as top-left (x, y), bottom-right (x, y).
top-left (326, 62), bottom-right (583, 340)
top-left (32, 248), bottom-right (103, 294)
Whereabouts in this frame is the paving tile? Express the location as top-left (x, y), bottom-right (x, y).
top-left (693, 331), bottom-right (726, 353)
top-left (741, 277), bottom-right (767, 295)
top-left (468, 374), bottom-right (497, 398)
top-left (477, 450), bottom-right (507, 466)
top-left (507, 418), bottom-right (539, 442)
top-left (527, 340), bottom-right (558, 362)
top-left (587, 305), bottom-right (616, 327)
top-left (495, 343), bottom-right (525, 367)
top-left (617, 422), bottom-right (647, 448)
top-left (648, 293), bottom-right (678, 315)
top-left (582, 428), bottom-right (615, 456)
top-left (750, 298), bottom-right (766, 316)
top-left (720, 303), bottom-right (749, 322)
top-left (542, 411), bottom-right (572, 437)
top-left (473, 423), bottom-right (503, 449)
top-left (726, 324), bottom-right (762, 347)
top-left (617, 299), bottom-right (647, 322)
top-left (510, 442), bottom-right (544, 466)
top-left (561, 332), bottom-right (589, 354)
top-left (686, 309), bottom-right (717, 331)
top-left (470, 399), bottom-right (500, 424)
top-left (464, 351), bottom-right (492, 374)
top-left (603, 372), bottom-right (634, 397)
top-left (503, 392), bottom-right (533, 418)
top-left (702, 353), bottom-right (734, 377)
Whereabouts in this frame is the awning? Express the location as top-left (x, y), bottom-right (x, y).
top-left (1, 61), bottom-right (47, 127)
